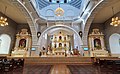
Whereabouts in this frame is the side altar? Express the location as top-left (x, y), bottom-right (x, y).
top-left (88, 29), bottom-right (109, 57)
top-left (11, 29), bottom-right (31, 57)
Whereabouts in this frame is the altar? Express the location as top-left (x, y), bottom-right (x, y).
top-left (44, 31), bottom-right (73, 56)
top-left (11, 29), bottom-right (31, 57)
top-left (88, 29), bottom-right (109, 57)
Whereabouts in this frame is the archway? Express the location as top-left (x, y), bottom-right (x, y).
top-left (0, 34), bottom-right (11, 54)
top-left (82, 0), bottom-right (111, 46)
top-left (38, 25), bottom-right (84, 55)
top-left (8, 0), bottom-right (38, 46)
top-left (109, 33), bottom-right (120, 55)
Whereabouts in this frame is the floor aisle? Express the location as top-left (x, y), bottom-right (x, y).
top-left (50, 64), bottom-right (70, 74)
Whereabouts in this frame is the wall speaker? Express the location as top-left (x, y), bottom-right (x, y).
top-left (57, 1), bottom-right (59, 3)
top-left (49, 0), bottom-right (52, 2)
top-left (64, 0), bottom-right (67, 3)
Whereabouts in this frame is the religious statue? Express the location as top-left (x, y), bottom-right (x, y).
top-left (19, 39), bottom-right (26, 48)
top-left (47, 45), bottom-right (51, 54)
top-left (64, 37), bottom-right (66, 41)
top-left (94, 39), bottom-right (101, 49)
top-left (54, 43), bottom-right (57, 48)
top-left (59, 43), bottom-right (62, 47)
top-left (59, 36), bottom-right (62, 41)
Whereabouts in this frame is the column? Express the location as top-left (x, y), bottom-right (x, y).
top-left (15, 36), bottom-right (20, 48)
top-left (100, 36), bottom-right (105, 50)
top-left (91, 37), bottom-right (94, 50)
top-left (28, 37), bottom-right (32, 56)
top-left (91, 37), bottom-right (94, 57)
top-left (26, 38), bottom-right (29, 49)
top-left (88, 37), bottom-right (92, 50)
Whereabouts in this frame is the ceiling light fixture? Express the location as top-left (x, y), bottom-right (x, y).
top-left (110, 7), bottom-right (120, 27)
top-left (0, 6), bottom-right (8, 27)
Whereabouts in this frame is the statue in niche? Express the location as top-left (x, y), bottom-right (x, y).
top-left (59, 32), bottom-right (62, 41)
top-left (54, 43), bottom-right (57, 48)
top-left (19, 39), bottom-right (26, 48)
top-left (59, 43), bottom-right (62, 47)
top-left (59, 36), bottom-right (62, 41)
top-left (55, 36), bottom-right (57, 41)
top-left (59, 32), bottom-right (62, 34)
top-left (67, 35), bottom-right (70, 40)
top-left (94, 39), bottom-right (101, 49)
top-left (64, 44), bottom-right (66, 47)
top-left (64, 37), bottom-right (66, 41)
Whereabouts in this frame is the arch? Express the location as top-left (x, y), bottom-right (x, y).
top-left (9, 0), bottom-right (38, 46)
top-left (109, 33), bottom-right (120, 54)
top-left (0, 34), bottom-right (11, 54)
top-left (38, 25), bottom-right (84, 55)
top-left (66, 9), bottom-right (74, 17)
top-left (45, 9), bottom-right (54, 16)
top-left (82, 0), bottom-right (110, 46)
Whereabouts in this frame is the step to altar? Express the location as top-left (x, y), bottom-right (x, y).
top-left (24, 57), bottom-right (93, 64)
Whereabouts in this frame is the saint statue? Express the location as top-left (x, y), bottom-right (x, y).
top-left (59, 36), bottom-right (62, 41)
top-left (19, 39), bottom-right (26, 48)
top-left (94, 39), bottom-right (101, 49)
top-left (54, 43), bottom-right (57, 48)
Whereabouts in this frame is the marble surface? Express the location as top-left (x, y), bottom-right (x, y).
top-left (50, 64), bottom-right (70, 74)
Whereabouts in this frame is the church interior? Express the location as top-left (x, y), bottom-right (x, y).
top-left (0, 0), bottom-right (120, 74)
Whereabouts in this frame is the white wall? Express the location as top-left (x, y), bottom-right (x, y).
top-left (0, 34), bottom-right (11, 54)
top-left (109, 33), bottom-right (120, 54)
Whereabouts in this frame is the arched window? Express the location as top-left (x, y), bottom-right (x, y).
top-left (0, 34), bottom-right (11, 54)
top-left (109, 33), bottom-right (120, 54)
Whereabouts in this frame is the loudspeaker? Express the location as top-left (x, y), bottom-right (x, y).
top-left (49, 0), bottom-right (52, 2)
top-left (57, 1), bottom-right (59, 3)
top-left (37, 32), bottom-right (41, 38)
top-left (64, 0), bottom-right (67, 3)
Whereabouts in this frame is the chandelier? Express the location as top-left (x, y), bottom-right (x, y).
top-left (0, 16), bottom-right (8, 26)
top-left (55, 4), bottom-right (64, 16)
top-left (110, 7), bottom-right (120, 27)
top-left (0, 6), bottom-right (8, 27)
top-left (110, 17), bottom-right (120, 26)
